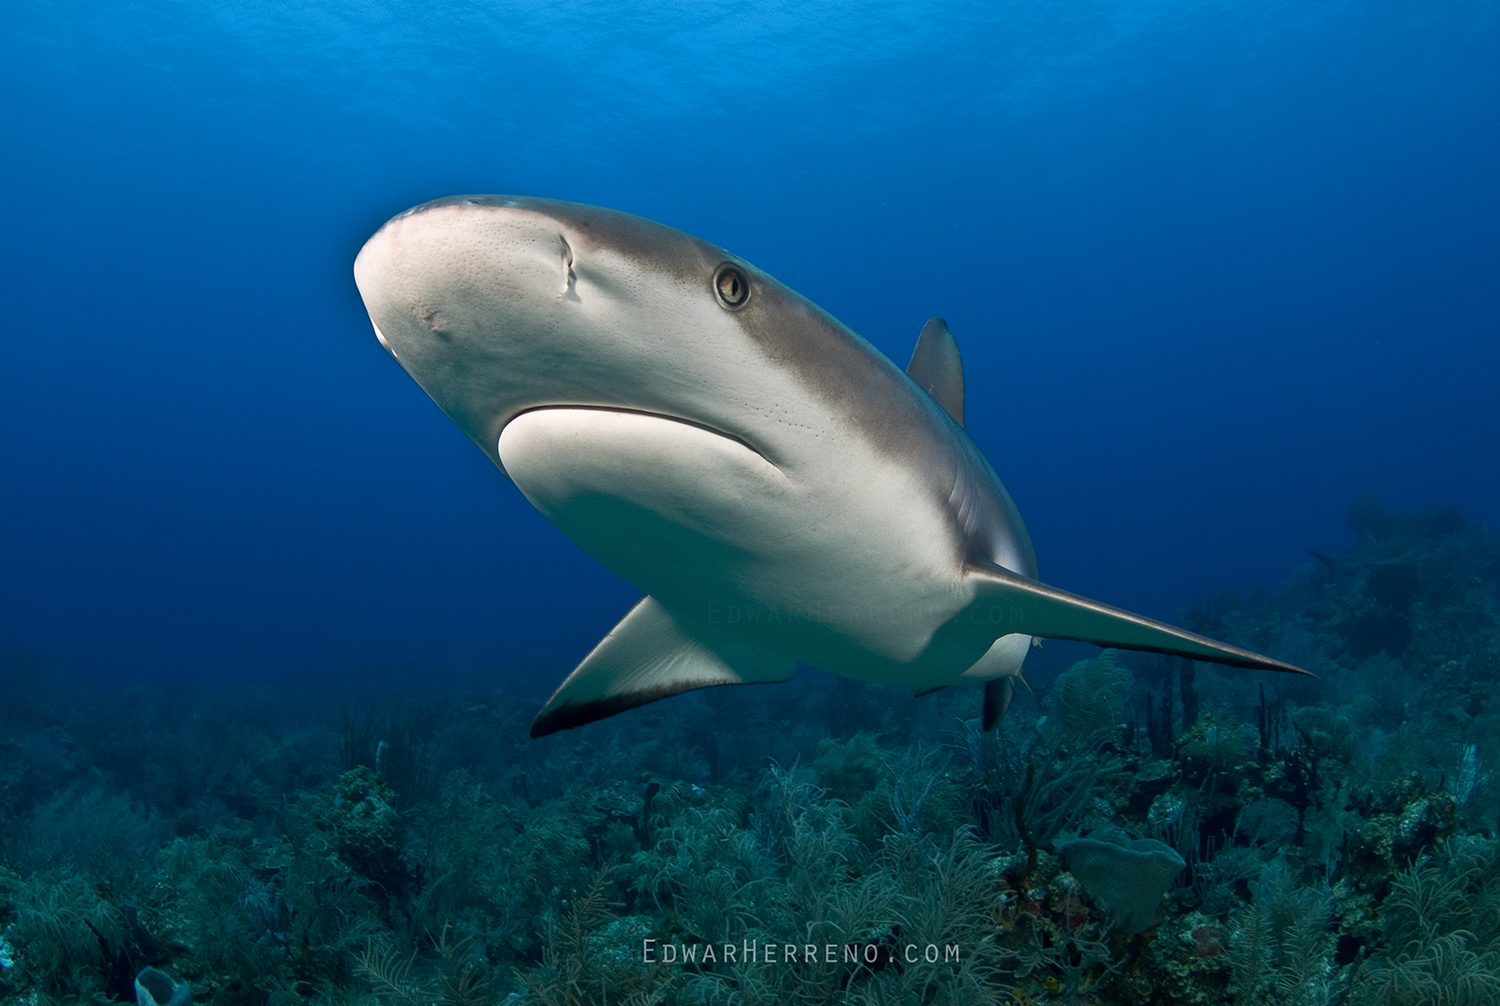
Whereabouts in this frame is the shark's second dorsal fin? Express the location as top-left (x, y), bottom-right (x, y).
top-left (950, 558), bottom-right (1313, 676)
top-left (906, 317), bottom-right (964, 426)
top-left (531, 597), bottom-right (796, 737)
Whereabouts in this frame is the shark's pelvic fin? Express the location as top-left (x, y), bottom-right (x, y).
top-left (906, 317), bottom-right (965, 426)
top-left (531, 597), bottom-right (796, 737)
top-left (982, 677), bottom-right (1014, 731)
top-left (955, 558), bottom-right (1312, 676)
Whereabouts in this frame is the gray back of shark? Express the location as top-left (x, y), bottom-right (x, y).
top-left (354, 196), bottom-right (1308, 737)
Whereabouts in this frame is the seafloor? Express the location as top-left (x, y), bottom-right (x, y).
top-left (2, 493), bottom-right (1497, 1005)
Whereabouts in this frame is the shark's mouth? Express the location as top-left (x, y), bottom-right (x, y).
top-left (495, 405), bottom-right (793, 612)
top-left (497, 405), bottom-right (790, 547)
top-left (505, 405), bottom-right (772, 466)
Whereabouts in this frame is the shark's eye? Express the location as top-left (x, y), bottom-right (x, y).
top-left (713, 264), bottom-right (750, 310)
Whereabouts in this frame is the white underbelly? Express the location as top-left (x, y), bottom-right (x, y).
top-left (497, 406), bottom-right (970, 677)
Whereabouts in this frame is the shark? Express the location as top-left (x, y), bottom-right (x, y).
top-left (353, 196), bottom-right (1309, 738)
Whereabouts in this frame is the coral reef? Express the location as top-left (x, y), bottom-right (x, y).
top-left (1058, 837), bottom-right (1186, 935)
top-left (1, 493), bottom-right (1498, 1004)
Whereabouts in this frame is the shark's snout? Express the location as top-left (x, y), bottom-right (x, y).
top-left (352, 196), bottom-right (758, 475)
top-left (356, 201), bottom-right (569, 353)
top-left (370, 321), bottom-right (396, 358)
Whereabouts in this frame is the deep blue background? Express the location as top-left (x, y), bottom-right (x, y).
top-left (2, 0), bottom-right (1496, 684)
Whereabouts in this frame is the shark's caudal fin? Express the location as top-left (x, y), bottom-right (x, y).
top-left (954, 558), bottom-right (1312, 676)
top-left (531, 597), bottom-right (796, 737)
top-left (906, 317), bottom-right (965, 426)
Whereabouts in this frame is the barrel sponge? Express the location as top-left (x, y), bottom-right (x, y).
top-left (1057, 837), bottom-right (1186, 934)
top-left (135, 968), bottom-right (192, 1006)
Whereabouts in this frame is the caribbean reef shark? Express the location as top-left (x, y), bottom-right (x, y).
top-left (353, 196), bottom-right (1308, 737)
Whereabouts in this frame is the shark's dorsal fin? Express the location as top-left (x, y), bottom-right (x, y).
top-left (906, 317), bottom-right (964, 426)
top-left (949, 558), bottom-right (1313, 675)
top-left (531, 597), bottom-right (796, 737)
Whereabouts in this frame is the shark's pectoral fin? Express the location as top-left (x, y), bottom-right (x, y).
top-left (531, 597), bottom-right (796, 737)
top-left (906, 318), bottom-right (965, 426)
top-left (954, 558), bottom-right (1312, 676)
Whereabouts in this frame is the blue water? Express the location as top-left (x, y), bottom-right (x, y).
top-left (2, 0), bottom-right (1496, 683)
